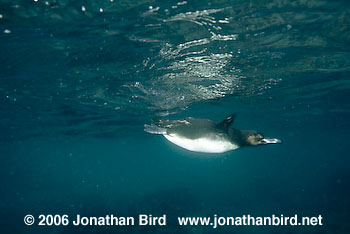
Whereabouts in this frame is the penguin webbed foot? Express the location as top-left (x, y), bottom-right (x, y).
top-left (151, 117), bottom-right (169, 128)
top-left (144, 123), bottom-right (167, 135)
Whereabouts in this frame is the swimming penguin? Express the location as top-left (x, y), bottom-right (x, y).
top-left (144, 114), bottom-right (281, 153)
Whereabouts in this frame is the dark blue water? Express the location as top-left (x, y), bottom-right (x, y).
top-left (1, 0), bottom-right (350, 233)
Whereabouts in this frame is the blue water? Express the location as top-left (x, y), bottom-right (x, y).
top-left (1, 0), bottom-right (350, 233)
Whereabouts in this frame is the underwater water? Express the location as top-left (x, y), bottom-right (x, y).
top-left (1, 0), bottom-right (350, 233)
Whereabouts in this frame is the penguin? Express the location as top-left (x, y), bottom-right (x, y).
top-left (144, 114), bottom-right (281, 153)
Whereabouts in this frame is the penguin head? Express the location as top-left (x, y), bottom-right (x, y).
top-left (245, 131), bottom-right (265, 145)
top-left (243, 131), bottom-right (281, 146)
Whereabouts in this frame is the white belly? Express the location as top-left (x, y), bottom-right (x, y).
top-left (163, 134), bottom-right (239, 153)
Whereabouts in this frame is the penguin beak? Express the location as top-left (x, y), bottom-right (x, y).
top-left (262, 137), bottom-right (281, 144)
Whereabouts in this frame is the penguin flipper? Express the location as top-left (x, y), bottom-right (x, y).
top-left (217, 114), bottom-right (236, 129)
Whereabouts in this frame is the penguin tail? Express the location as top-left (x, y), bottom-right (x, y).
top-left (144, 124), bottom-right (167, 135)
